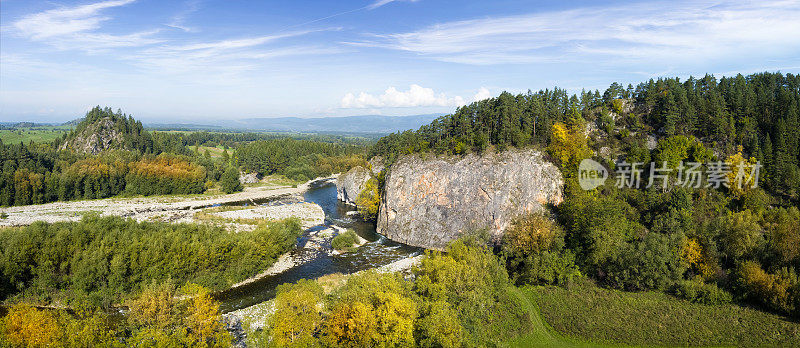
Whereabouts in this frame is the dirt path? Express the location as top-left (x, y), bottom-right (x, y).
top-left (0, 176), bottom-right (337, 227)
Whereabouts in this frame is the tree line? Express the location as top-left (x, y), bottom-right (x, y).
top-left (235, 138), bottom-right (367, 181)
top-left (366, 72), bottom-right (800, 319)
top-left (0, 146), bottom-right (207, 206)
top-left (371, 72), bottom-right (800, 200)
top-left (0, 215), bottom-right (302, 307)
top-left (1, 107), bottom-right (373, 206)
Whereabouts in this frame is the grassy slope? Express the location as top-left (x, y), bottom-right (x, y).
top-left (0, 127), bottom-right (70, 144)
top-left (504, 286), bottom-right (629, 348)
top-left (510, 282), bottom-right (800, 347)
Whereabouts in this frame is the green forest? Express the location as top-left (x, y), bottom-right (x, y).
top-left (368, 72), bottom-right (800, 320)
top-left (0, 216), bottom-right (302, 306)
top-left (2, 72), bottom-right (800, 347)
top-left (0, 107), bottom-right (369, 207)
top-left (371, 72), bottom-right (799, 200)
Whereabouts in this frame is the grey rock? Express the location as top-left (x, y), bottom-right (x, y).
top-left (646, 135), bottom-right (658, 150)
top-left (223, 314), bottom-right (247, 348)
top-left (337, 166), bottom-right (371, 205)
top-left (59, 117), bottom-right (122, 155)
top-left (377, 149), bottom-right (563, 250)
top-left (239, 172), bottom-right (260, 184)
top-left (368, 156), bottom-right (385, 174)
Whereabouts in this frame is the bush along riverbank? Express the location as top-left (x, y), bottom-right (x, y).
top-left (0, 215), bottom-right (303, 308)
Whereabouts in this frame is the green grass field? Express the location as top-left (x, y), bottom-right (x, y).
top-left (0, 127), bottom-right (70, 144)
top-left (510, 281), bottom-right (800, 347)
top-left (190, 145), bottom-right (230, 158)
top-left (504, 285), bottom-right (626, 348)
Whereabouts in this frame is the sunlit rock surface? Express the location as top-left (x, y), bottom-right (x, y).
top-left (377, 149), bottom-right (563, 250)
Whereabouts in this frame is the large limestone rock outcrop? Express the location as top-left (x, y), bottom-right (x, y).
top-left (377, 149), bottom-right (563, 250)
top-left (337, 166), bottom-right (371, 205)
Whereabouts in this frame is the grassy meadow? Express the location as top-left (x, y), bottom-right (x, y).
top-left (0, 126), bottom-right (71, 144)
top-left (510, 281), bottom-right (800, 347)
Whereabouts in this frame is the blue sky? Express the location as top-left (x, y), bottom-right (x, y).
top-left (1, 0), bottom-right (799, 123)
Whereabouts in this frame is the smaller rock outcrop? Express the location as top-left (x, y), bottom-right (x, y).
top-left (59, 117), bottom-right (123, 155)
top-left (337, 166), bottom-right (371, 205)
top-left (239, 172), bottom-right (260, 184)
top-left (58, 106), bottom-right (153, 155)
top-left (368, 156), bottom-right (385, 174)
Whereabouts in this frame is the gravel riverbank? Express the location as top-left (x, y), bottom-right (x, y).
top-left (0, 176), bottom-right (335, 227)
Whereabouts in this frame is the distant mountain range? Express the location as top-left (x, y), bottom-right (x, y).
top-left (3, 113), bottom-right (445, 135)
top-left (146, 114), bottom-right (444, 134)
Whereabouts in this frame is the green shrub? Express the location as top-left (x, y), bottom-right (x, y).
top-left (517, 250), bottom-right (582, 286)
top-left (220, 166), bottom-right (242, 194)
top-left (503, 212), bottom-right (581, 286)
top-left (355, 178), bottom-right (379, 221)
top-left (673, 279), bottom-right (732, 305)
top-left (331, 229), bottom-right (358, 251)
top-left (415, 236), bottom-right (533, 345)
top-left (604, 233), bottom-right (685, 291)
top-left (415, 300), bottom-right (464, 348)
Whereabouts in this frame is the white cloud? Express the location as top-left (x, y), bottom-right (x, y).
top-left (12, 0), bottom-right (160, 50)
top-left (472, 87), bottom-right (492, 102)
top-left (14, 0), bottom-right (135, 39)
top-left (351, 0), bottom-right (800, 65)
top-left (341, 84), bottom-right (464, 108)
top-left (131, 30), bottom-right (341, 76)
top-left (367, 0), bottom-right (419, 10)
top-left (167, 0), bottom-right (202, 32)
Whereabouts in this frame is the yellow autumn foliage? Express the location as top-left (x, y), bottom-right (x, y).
top-left (680, 238), bottom-right (716, 279)
top-left (726, 146), bottom-right (761, 197)
top-left (548, 122), bottom-right (590, 174)
top-left (1, 305), bottom-right (62, 347)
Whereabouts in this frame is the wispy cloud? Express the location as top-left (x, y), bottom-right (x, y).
top-left (367, 0), bottom-right (419, 10)
top-left (132, 29), bottom-right (342, 76)
top-left (9, 2), bottom-right (342, 77)
top-left (11, 0), bottom-right (161, 51)
top-left (167, 0), bottom-right (202, 32)
top-left (341, 84), bottom-right (465, 108)
top-left (351, 0), bottom-right (800, 65)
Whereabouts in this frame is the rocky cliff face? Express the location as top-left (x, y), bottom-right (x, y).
top-left (59, 117), bottom-right (122, 155)
top-left (337, 166), bottom-right (371, 205)
top-left (368, 156), bottom-right (385, 174)
top-left (377, 149), bottom-right (563, 250)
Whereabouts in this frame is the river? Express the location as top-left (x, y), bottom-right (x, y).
top-left (215, 181), bottom-right (421, 312)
